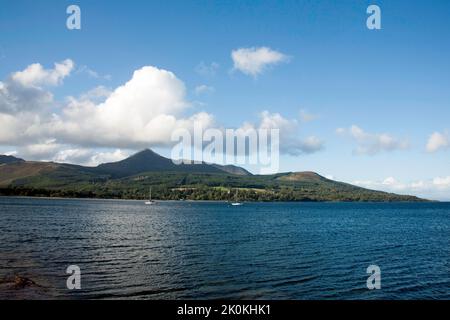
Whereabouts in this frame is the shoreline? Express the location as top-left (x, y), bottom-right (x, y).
top-left (0, 195), bottom-right (439, 203)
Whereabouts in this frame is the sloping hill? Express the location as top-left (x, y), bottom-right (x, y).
top-left (0, 150), bottom-right (426, 202)
top-left (277, 171), bottom-right (329, 182)
top-left (211, 164), bottom-right (251, 176)
top-left (0, 162), bottom-right (60, 186)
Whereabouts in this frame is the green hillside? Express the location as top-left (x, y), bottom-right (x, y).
top-left (0, 150), bottom-right (426, 202)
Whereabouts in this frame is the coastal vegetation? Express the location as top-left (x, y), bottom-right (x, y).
top-left (0, 150), bottom-right (425, 202)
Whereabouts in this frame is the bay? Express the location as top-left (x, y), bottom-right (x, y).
top-left (0, 197), bottom-right (448, 299)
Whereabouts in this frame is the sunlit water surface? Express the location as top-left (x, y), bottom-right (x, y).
top-left (0, 197), bottom-right (449, 299)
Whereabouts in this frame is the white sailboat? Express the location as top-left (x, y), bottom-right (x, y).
top-left (145, 187), bottom-right (155, 205)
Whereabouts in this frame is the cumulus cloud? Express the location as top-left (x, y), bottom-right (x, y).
top-left (0, 103), bottom-right (58, 146)
top-left (0, 80), bottom-right (53, 114)
top-left (0, 65), bottom-right (216, 150)
top-left (78, 85), bottom-right (112, 102)
top-left (337, 125), bottom-right (409, 155)
top-left (11, 59), bottom-right (74, 87)
top-left (0, 59), bottom-right (73, 128)
top-left (51, 66), bottom-right (216, 148)
top-left (426, 131), bottom-right (449, 153)
top-left (352, 176), bottom-right (450, 201)
top-left (0, 60), bottom-right (323, 165)
top-left (231, 47), bottom-right (289, 77)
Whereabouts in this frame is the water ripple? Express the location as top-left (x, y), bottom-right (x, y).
top-left (0, 198), bottom-right (449, 299)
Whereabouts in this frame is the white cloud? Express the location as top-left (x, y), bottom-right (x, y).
top-left (195, 62), bottom-right (219, 77)
top-left (78, 86), bottom-right (112, 102)
top-left (433, 176), bottom-right (450, 189)
top-left (52, 148), bottom-right (91, 164)
top-left (0, 59), bottom-right (74, 116)
top-left (16, 140), bottom-right (60, 160)
top-left (0, 60), bottom-right (323, 164)
top-left (426, 131), bottom-right (449, 153)
top-left (231, 47), bottom-right (289, 77)
top-left (53, 148), bottom-right (129, 166)
top-left (297, 136), bottom-right (324, 154)
top-left (352, 176), bottom-right (450, 201)
top-left (88, 149), bottom-right (129, 166)
top-left (353, 177), bottom-right (409, 192)
top-left (0, 79), bottom-right (53, 114)
top-left (11, 59), bottom-right (74, 87)
top-left (194, 84), bottom-right (215, 95)
top-left (242, 110), bottom-right (323, 155)
top-left (337, 125), bottom-right (409, 155)
top-left (49, 66), bottom-right (215, 149)
top-left (0, 63), bottom-right (217, 153)
top-left (14, 140), bottom-right (130, 166)
top-left (0, 112), bottom-right (51, 145)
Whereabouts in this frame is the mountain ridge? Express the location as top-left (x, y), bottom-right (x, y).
top-left (0, 155), bottom-right (25, 165)
top-left (95, 149), bottom-right (251, 177)
top-left (0, 149), bottom-right (427, 202)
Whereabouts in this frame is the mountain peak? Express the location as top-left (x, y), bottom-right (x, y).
top-left (96, 148), bottom-right (169, 177)
top-left (95, 148), bottom-right (250, 178)
top-left (128, 149), bottom-right (162, 159)
top-left (137, 148), bottom-right (156, 154)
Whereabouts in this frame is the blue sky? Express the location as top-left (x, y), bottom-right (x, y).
top-left (0, 0), bottom-right (450, 199)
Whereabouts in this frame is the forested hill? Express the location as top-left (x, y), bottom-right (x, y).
top-left (0, 149), bottom-right (426, 202)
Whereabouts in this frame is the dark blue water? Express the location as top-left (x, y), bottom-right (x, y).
top-left (0, 197), bottom-right (449, 299)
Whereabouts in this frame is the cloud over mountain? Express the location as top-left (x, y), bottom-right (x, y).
top-left (51, 66), bottom-right (215, 148)
top-left (0, 60), bottom-right (322, 164)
